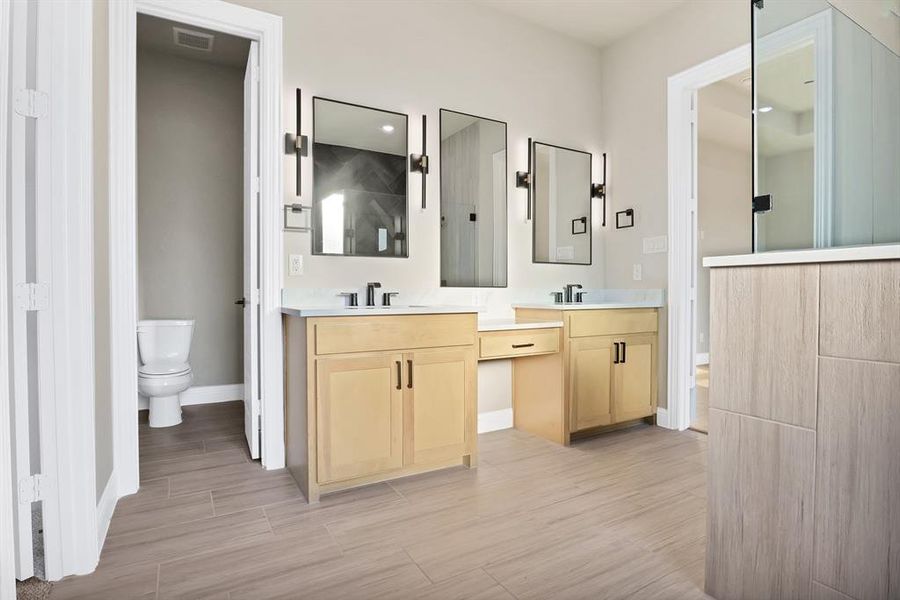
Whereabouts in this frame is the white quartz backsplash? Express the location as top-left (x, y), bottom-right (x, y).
top-left (282, 287), bottom-right (665, 320)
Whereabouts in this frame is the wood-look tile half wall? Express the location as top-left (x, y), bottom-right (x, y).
top-left (707, 260), bottom-right (900, 600)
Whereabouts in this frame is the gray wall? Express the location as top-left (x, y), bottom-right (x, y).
top-left (137, 49), bottom-right (244, 388)
top-left (697, 138), bottom-right (752, 356)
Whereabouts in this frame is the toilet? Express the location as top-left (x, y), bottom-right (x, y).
top-left (137, 319), bottom-right (195, 428)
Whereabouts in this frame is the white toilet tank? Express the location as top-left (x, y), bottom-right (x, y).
top-left (137, 319), bottom-right (194, 366)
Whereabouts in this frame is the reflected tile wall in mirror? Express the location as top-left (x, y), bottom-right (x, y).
top-left (439, 109), bottom-right (508, 287)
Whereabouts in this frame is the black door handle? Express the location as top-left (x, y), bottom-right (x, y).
top-left (395, 361), bottom-right (402, 390)
top-left (234, 297), bottom-right (247, 306)
top-left (407, 360), bottom-right (413, 389)
top-left (512, 343), bottom-right (535, 349)
top-left (613, 342), bottom-right (620, 364)
top-left (621, 342), bottom-right (626, 363)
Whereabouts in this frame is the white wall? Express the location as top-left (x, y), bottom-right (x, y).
top-left (598, 0), bottom-right (749, 407)
top-left (229, 0), bottom-right (608, 315)
top-left (137, 49), bottom-right (244, 387)
top-left (758, 149), bottom-right (815, 251)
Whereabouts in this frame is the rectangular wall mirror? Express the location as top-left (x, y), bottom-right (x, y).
top-left (312, 97), bottom-right (408, 257)
top-left (532, 142), bottom-right (592, 265)
top-left (440, 109), bottom-right (508, 287)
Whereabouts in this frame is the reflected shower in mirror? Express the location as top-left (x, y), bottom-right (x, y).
top-left (754, 0), bottom-right (899, 251)
top-left (532, 142), bottom-right (592, 265)
top-left (440, 109), bottom-right (507, 287)
top-left (312, 97), bottom-right (408, 257)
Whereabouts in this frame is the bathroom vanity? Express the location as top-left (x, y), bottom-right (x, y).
top-left (282, 306), bottom-right (479, 502)
top-left (510, 303), bottom-right (660, 445)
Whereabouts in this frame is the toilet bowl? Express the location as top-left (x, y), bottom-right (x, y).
top-left (137, 319), bottom-right (195, 428)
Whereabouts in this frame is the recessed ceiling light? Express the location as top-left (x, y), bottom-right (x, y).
top-left (759, 106), bottom-right (773, 113)
top-left (381, 125), bottom-right (395, 133)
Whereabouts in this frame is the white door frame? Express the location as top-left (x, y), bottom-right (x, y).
top-left (666, 44), bottom-right (750, 431)
top-left (109, 0), bottom-right (284, 499)
top-left (0, 0), bottom-right (18, 594)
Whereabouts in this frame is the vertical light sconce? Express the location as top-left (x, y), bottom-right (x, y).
top-left (410, 114), bottom-right (429, 209)
top-left (591, 152), bottom-right (608, 226)
top-left (284, 88), bottom-right (308, 197)
top-left (516, 137), bottom-right (533, 220)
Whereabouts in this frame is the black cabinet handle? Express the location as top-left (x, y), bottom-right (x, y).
top-left (512, 343), bottom-right (535, 349)
top-left (396, 361), bottom-right (402, 390)
top-left (613, 342), bottom-right (620, 364)
top-left (621, 342), bottom-right (626, 363)
top-left (407, 360), bottom-right (413, 389)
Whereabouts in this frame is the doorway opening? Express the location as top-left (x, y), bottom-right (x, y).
top-left (134, 13), bottom-right (260, 457)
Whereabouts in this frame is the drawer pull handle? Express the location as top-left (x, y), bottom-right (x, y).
top-left (407, 359), bottom-right (413, 389)
top-left (396, 361), bottom-right (402, 390)
top-left (621, 342), bottom-right (626, 363)
top-left (613, 342), bottom-right (620, 364)
top-left (512, 343), bottom-right (535, 349)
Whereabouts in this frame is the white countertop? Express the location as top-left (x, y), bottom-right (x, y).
top-left (512, 300), bottom-right (663, 311)
top-left (703, 244), bottom-right (900, 268)
top-left (282, 305), bottom-right (479, 318)
top-left (478, 319), bottom-right (563, 332)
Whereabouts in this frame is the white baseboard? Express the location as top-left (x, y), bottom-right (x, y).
top-left (695, 353), bottom-right (709, 366)
top-left (96, 472), bottom-right (118, 552)
top-left (478, 408), bottom-right (513, 433)
top-left (138, 383), bottom-right (245, 410)
top-left (656, 407), bottom-right (673, 429)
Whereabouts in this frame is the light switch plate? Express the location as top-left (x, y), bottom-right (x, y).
top-left (633, 263), bottom-right (642, 281)
top-left (642, 235), bottom-right (667, 254)
top-left (289, 254), bottom-right (303, 276)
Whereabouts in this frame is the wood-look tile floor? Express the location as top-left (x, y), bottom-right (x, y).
top-left (51, 401), bottom-right (710, 600)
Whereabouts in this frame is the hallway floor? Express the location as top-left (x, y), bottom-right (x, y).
top-left (50, 402), bottom-right (709, 600)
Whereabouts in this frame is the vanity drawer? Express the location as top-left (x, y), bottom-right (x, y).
top-left (313, 314), bottom-right (476, 356)
top-left (568, 309), bottom-right (658, 338)
top-left (479, 328), bottom-right (560, 360)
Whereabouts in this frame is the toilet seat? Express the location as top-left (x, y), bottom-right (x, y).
top-left (139, 362), bottom-right (191, 378)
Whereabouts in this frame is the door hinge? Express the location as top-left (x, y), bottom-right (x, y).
top-left (252, 176), bottom-right (261, 195)
top-left (250, 288), bottom-right (260, 305)
top-left (18, 474), bottom-right (49, 504)
top-left (14, 89), bottom-right (49, 119)
top-left (15, 283), bottom-right (49, 311)
top-left (256, 414), bottom-right (262, 431)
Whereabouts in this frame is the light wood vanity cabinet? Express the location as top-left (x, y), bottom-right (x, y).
top-left (516, 307), bottom-right (658, 444)
top-left (284, 313), bottom-right (477, 502)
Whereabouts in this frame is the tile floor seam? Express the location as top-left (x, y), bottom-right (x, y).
top-left (482, 565), bottom-right (521, 599)
top-left (401, 547), bottom-right (434, 585)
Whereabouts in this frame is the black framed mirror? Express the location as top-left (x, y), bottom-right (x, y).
top-left (439, 109), bottom-right (508, 287)
top-left (531, 141), bottom-right (592, 265)
top-left (312, 97), bottom-right (409, 257)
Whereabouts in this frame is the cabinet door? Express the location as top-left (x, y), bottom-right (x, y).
top-left (613, 334), bottom-right (656, 422)
top-left (405, 348), bottom-right (474, 465)
top-left (569, 337), bottom-right (614, 431)
top-left (316, 353), bottom-right (403, 483)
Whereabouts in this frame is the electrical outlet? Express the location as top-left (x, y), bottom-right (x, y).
top-left (289, 254), bottom-right (303, 276)
top-left (633, 263), bottom-right (642, 281)
top-left (642, 235), bottom-right (667, 254)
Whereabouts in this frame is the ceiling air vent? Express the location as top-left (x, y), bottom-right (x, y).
top-left (172, 26), bottom-right (215, 52)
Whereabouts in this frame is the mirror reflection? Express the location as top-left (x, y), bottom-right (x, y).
top-left (532, 142), bottom-right (592, 265)
top-left (312, 97), bottom-right (408, 257)
top-left (440, 109), bottom-right (507, 287)
top-left (754, 0), bottom-right (899, 251)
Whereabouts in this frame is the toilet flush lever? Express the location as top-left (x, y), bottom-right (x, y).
top-left (234, 297), bottom-right (247, 306)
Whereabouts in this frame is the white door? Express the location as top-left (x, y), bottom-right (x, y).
top-left (243, 41), bottom-right (261, 459)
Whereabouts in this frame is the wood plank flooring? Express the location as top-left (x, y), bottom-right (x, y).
top-left (50, 401), bottom-right (709, 600)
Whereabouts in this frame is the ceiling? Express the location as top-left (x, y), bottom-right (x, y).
top-left (314, 99), bottom-right (408, 156)
top-left (137, 14), bottom-right (251, 68)
top-left (473, 0), bottom-right (685, 48)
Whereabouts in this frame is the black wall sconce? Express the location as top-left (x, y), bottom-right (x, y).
top-left (591, 152), bottom-right (608, 227)
top-left (284, 88), bottom-right (308, 198)
top-left (516, 137), bottom-right (533, 220)
top-left (615, 208), bottom-right (634, 229)
top-left (410, 114), bottom-right (429, 210)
